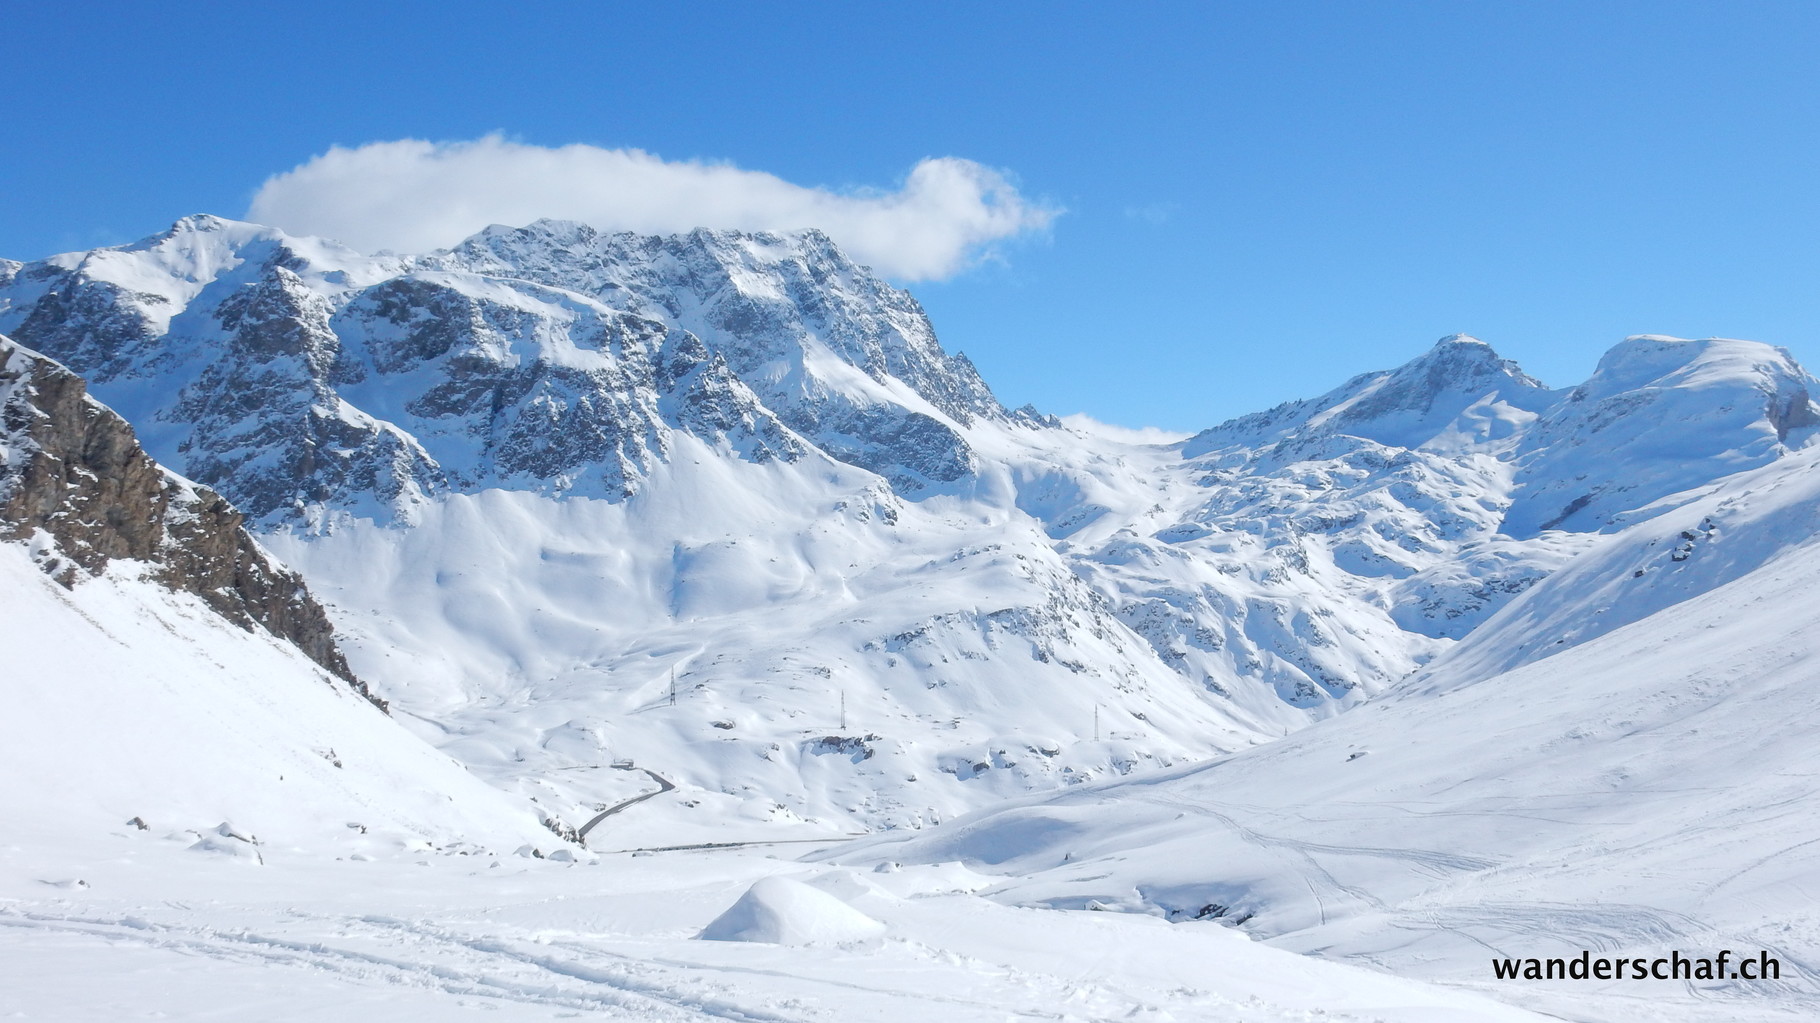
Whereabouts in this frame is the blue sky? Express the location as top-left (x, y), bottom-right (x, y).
top-left (6, 2), bottom-right (1818, 430)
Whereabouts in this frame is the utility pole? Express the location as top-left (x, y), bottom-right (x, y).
top-left (670, 666), bottom-right (676, 707)
top-left (1094, 704), bottom-right (1100, 742)
top-left (840, 689), bottom-right (847, 731)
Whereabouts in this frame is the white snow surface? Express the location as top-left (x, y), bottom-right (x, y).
top-left (0, 534), bottom-right (1544, 1021)
top-left (8, 218), bottom-right (1820, 1020)
top-left (697, 875), bottom-right (887, 944)
top-left (0, 543), bottom-right (551, 858)
top-left (838, 443), bottom-right (1820, 1022)
top-left (0, 839), bottom-right (1547, 1022)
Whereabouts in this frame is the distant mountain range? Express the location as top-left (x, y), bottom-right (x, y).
top-left (4, 214), bottom-right (1816, 845)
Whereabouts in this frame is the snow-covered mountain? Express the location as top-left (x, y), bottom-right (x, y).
top-left (10, 214), bottom-right (1820, 1022)
top-left (5, 216), bottom-right (1817, 848)
top-left (0, 333), bottom-right (554, 859)
top-left (844, 438), bottom-right (1820, 1022)
top-left (0, 334), bottom-right (363, 692)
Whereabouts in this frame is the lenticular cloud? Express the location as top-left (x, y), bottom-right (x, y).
top-left (246, 136), bottom-right (1056, 280)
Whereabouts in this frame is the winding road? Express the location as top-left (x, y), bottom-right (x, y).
top-left (576, 769), bottom-right (675, 845)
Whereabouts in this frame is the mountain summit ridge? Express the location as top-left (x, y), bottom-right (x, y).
top-left (0, 215), bottom-right (1013, 522)
top-left (4, 215), bottom-right (1817, 838)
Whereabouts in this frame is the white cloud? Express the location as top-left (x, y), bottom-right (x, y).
top-left (245, 136), bottom-right (1057, 281)
top-left (1059, 413), bottom-right (1193, 444)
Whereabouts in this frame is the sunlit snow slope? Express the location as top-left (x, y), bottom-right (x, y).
top-left (844, 441), bottom-right (1820, 1023)
top-left (0, 544), bottom-right (550, 858)
top-left (0, 336), bottom-right (552, 858)
top-left (5, 218), bottom-right (1817, 847)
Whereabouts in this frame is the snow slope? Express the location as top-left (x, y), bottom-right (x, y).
top-left (260, 446), bottom-right (1264, 846)
top-left (0, 834), bottom-right (1551, 1022)
top-left (7, 216), bottom-right (1819, 873)
top-left (9, 215), bottom-right (1820, 1020)
top-left (840, 442), bottom-right (1820, 1023)
top-left (0, 543), bottom-right (552, 859)
top-left (0, 333), bottom-right (552, 860)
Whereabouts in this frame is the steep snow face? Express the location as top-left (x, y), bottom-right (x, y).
top-left (1136, 332), bottom-right (1819, 667)
top-left (1059, 338), bottom-right (1564, 705)
top-left (1424, 439), bottom-right (1820, 684)
top-left (1184, 335), bottom-right (1558, 457)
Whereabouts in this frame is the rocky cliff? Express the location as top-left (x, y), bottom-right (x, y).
top-left (0, 333), bottom-right (381, 708)
top-left (0, 216), bottom-right (1011, 524)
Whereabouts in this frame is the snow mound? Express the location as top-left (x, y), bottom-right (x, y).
top-left (698, 876), bottom-right (886, 945)
top-left (186, 822), bottom-right (264, 863)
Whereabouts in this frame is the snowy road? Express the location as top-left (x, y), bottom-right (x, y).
top-left (579, 768), bottom-right (676, 844)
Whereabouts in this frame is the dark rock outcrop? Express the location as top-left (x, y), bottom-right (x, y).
top-left (0, 217), bottom-right (1020, 523)
top-left (0, 334), bottom-right (383, 710)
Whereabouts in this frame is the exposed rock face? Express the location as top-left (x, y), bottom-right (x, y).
top-left (0, 334), bottom-right (381, 709)
top-left (9, 217), bottom-right (1820, 837)
top-left (420, 224), bottom-right (1015, 491)
top-left (7, 217), bottom-right (1820, 807)
top-left (0, 216), bottom-right (1006, 523)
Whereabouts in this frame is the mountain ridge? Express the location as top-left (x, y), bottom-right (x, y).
top-left (5, 215), bottom-right (1817, 843)
top-left (0, 332), bottom-right (374, 700)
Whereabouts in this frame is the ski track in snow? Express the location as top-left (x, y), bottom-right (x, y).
top-left (0, 876), bottom-right (1526, 1023)
top-left (0, 909), bottom-right (796, 1021)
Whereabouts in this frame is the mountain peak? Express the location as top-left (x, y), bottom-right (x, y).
top-left (1501, 334), bottom-right (1820, 535)
top-left (1186, 335), bottom-right (1554, 456)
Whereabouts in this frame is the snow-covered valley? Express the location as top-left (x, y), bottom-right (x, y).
top-left (5, 216), bottom-right (1819, 1020)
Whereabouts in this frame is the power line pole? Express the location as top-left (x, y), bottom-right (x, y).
top-left (840, 688), bottom-right (847, 731)
top-left (1094, 704), bottom-right (1100, 742)
top-left (670, 666), bottom-right (676, 707)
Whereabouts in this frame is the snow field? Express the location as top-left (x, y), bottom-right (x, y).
top-left (0, 543), bottom-right (551, 861)
top-left (837, 465), bottom-right (1820, 1022)
top-left (264, 439), bottom-right (1273, 843)
top-left (0, 836), bottom-right (1549, 1022)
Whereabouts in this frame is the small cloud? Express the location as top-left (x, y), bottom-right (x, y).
top-left (246, 136), bottom-right (1059, 281)
top-left (1061, 413), bottom-right (1192, 445)
top-left (1123, 202), bottom-right (1179, 225)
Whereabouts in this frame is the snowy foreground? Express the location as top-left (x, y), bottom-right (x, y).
top-left (0, 839), bottom-right (1543, 1022)
top-left (9, 218), bottom-right (1820, 1020)
top-left (0, 524), bottom-right (1537, 1021)
top-left (3, 519), bottom-right (1801, 1022)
